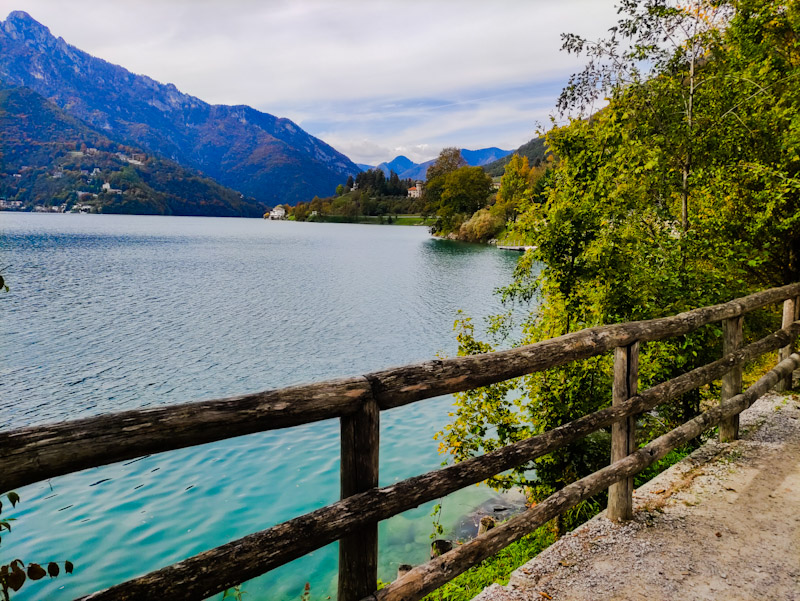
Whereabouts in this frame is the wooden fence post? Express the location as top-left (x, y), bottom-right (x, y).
top-left (794, 295), bottom-right (800, 390)
top-left (777, 297), bottom-right (797, 392)
top-left (608, 341), bottom-right (639, 522)
top-left (719, 315), bottom-right (743, 442)
top-left (338, 394), bottom-right (379, 601)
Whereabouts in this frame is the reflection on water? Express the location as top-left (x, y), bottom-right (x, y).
top-left (0, 213), bottom-right (521, 599)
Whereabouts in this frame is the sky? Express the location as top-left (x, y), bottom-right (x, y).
top-left (0, 1), bottom-right (622, 165)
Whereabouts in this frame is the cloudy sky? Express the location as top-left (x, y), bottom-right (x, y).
top-left (0, 1), bottom-right (621, 164)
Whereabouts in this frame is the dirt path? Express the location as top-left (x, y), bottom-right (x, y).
top-left (474, 391), bottom-right (800, 601)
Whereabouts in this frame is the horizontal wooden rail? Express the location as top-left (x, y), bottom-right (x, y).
top-left (368, 352), bottom-right (800, 601)
top-left (2, 284), bottom-right (799, 493)
top-left (0, 377), bottom-right (371, 492)
top-left (367, 282), bottom-right (800, 408)
top-left (73, 321), bottom-right (800, 601)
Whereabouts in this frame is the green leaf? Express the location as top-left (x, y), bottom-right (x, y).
top-left (7, 492), bottom-right (19, 508)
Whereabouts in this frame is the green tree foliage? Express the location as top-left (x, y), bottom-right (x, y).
top-left (483, 136), bottom-right (551, 177)
top-left (494, 154), bottom-right (533, 223)
top-left (426, 151), bottom-right (493, 235)
top-left (458, 209), bottom-right (505, 243)
top-left (440, 167), bottom-right (493, 216)
top-left (354, 169), bottom-right (412, 197)
top-left (426, 147), bottom-right (467, 181)
top-left (0, 88), bottom-right (264, 217)
top-left (437, 0), bottom-right (800, 507)
top-left (290, 171), bottom-right (417, 222)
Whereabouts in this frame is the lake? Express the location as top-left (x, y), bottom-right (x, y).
top-left (0, 213), bottom-right (521, 600)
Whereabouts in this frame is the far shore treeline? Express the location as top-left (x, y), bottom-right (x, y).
top-left (271, 143), bottom-right (552, 237)
top-left (284, 169), bottom-right (421, 224)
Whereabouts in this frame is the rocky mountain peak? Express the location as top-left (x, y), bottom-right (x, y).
top-left (2, 11), bottom-right (54, 44)
top-left (0, 10), bottom-right (360, 204)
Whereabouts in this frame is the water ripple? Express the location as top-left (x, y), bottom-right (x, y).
top-left (0, 213), bottom-right (519, 600)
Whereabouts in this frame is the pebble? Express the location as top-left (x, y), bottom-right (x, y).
top-left (472, 391), bottom-right (800, 601)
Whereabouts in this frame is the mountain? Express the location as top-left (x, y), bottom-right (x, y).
top-left (373, 148), bottom-right (513, 180)
top-left (483, 136), bottom-right (548, 176)
top-left (0, 86), bottom-right (266, 216)
top-left (0, 11), bottom-right (360, 206)
top-left (375, 155), bottom-right (415, 177)
top-left (461, 147), bottom-right (513, 166)
top-left (395, 159), bottom-right (434, 181)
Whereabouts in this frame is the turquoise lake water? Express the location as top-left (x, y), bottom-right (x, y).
top-left (0, 213), bottom-right (523, 600)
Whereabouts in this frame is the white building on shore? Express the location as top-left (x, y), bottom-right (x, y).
top-left (407, 180), bottom-right (424, 198)
top-left (269, 205), bottom-right (287, 220)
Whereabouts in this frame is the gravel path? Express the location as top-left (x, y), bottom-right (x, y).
top-left (473, 391), bottom-right (800, 601)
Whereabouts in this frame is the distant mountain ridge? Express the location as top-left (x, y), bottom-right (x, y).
top-left (376, 155), bottom-right (416, 177)
top-left (365, 147), bottom-right (513, 180)
top-left (0, 11), bottom-right (360, 205)
top-left (483, 137), bottom-right (548, 176)
top-left (0, 86), bottom-right (266, 216)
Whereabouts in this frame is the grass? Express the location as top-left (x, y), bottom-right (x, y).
top-left (391, 215), bottom-right (434, 226)
top-left (420, 524), bottom-right (558, 601)
top-left (418, 444), bottom-right (694, 601)
top-left (307, 214), bottom-right (433, 226)
top-left (634, 445), bottom-right (692, 487)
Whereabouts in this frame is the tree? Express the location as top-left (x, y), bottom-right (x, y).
top-left (494, 154), bottom-right (532, 222)
top-left (293, 202), bottom-right (310, 221)
top-left (388, 170), bottom-right (402, 195)
top-left (440, 167), bottom-right (492, 215)
top-left (425, 147), bottom-right (466, 181)
top-left (458, 208), bottom-right (505, 243)
top-left (424, 149), bottom-right (483, 234)
top-left (559, 0), bottom-right (729, 232)
top-left (437, 0), bottom-right (800, 515)
top-left (430, 166), bottom-right (493, 234)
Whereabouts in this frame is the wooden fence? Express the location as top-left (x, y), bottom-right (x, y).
top-left (2, 283), bottom-right (800, 601)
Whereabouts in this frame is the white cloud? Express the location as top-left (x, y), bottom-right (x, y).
top-left (0, 0), bottom-right (622, 163)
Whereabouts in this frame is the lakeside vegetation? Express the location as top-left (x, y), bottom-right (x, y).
top-left (427, 0), bottom-right (800, 596)
top-left (277, 168), bottom-right (426, 223)
top-left (421, 445), bottom-right (691, 601)
top-left (4, 0), bottom-right (800, 599)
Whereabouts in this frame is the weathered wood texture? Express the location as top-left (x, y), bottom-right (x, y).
top-left (719, 316), bottom-right (743, 441)
top-left (368, 283), bottom-right (800, 408)
top-left (0, 377), bottom-right (371, 492)
top-left (477, 516), bottom-right (495, 536)
top-left (608, 342), bottom-right (639, 521)
top-left (339, 397), bottom-right (380, 601)
top-left (366, 353), bottom-right (800, 601)
top-left (777, 298), bottom-right (798, 392)
top-left (73, 323), bottom-right (800, 601)
top-left (2, 285), bottom-right (799, 494)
